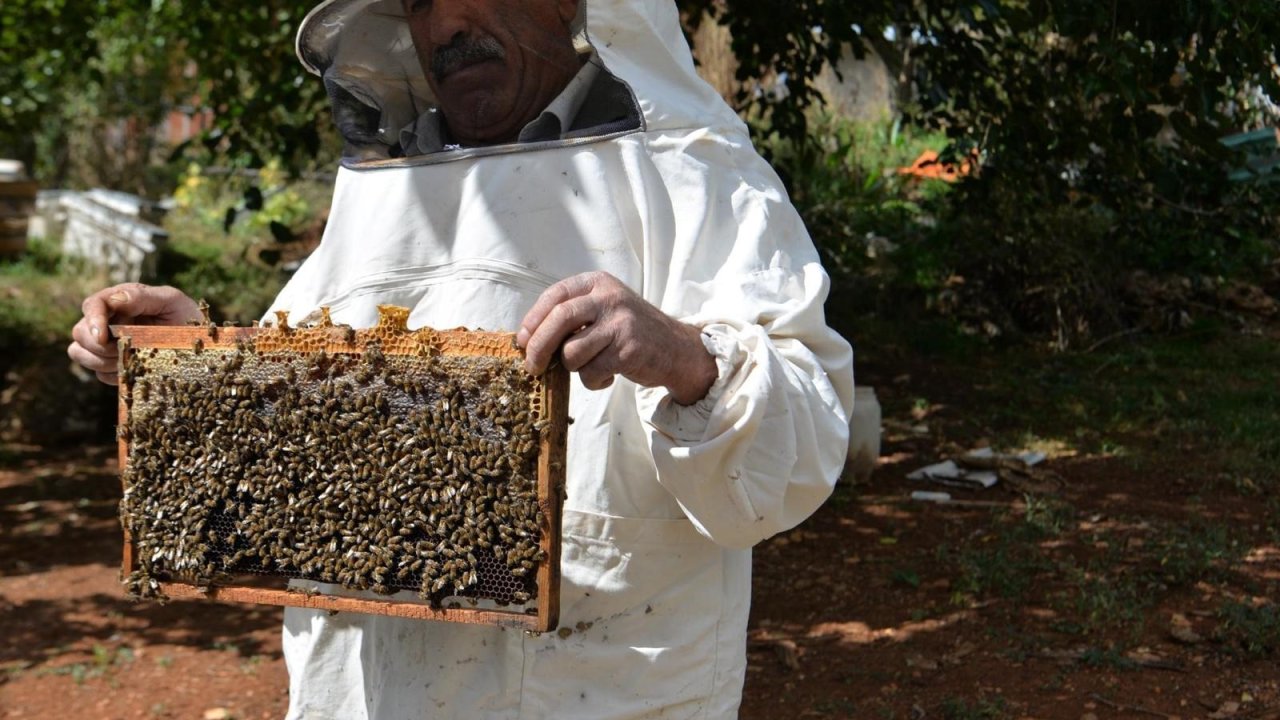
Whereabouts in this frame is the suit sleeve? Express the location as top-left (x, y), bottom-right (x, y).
top-left (634, 167), bottom-right (855, 550)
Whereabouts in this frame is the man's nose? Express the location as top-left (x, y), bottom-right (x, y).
top-left (427, 0), bottom-right (472, 48)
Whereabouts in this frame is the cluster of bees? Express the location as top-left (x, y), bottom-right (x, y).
top-left (119, 329), bottom-right (548, 609)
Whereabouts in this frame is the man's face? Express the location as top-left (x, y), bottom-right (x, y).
top-left (403, 0), bottom-right (581, 146)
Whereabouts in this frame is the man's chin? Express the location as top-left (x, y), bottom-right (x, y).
top-left (442, 102), bottom-right (519, 146)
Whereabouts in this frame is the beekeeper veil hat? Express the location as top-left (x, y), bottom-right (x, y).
top-left (297, 0), bottom-right (599, 156)
top-left (295, 0), bottom-right (745, 162)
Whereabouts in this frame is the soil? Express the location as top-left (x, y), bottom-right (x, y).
top-left (2, 358), bottom-right (1277, 719)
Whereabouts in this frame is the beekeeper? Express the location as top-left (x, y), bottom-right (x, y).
top-left (68, 0), bottom-right (854, 716)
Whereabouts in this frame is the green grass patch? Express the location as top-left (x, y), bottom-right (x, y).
top-left (1145, 522), bottom-right (1243, 588)
top-left (0, 237), bottom-right (103, 350)
top-left (847, 314), bottom-right (1280, 482)
top-left (34, 644), bottom-right (135, 685)
top-left (1058, 564), bottom-right (1151, 638)
top-left (939, 694), bottom-right (1009, 720)
top-left (1217, 601), bottom-right (1280, 658)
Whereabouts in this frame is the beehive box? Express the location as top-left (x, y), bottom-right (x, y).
top-left (0, 176), bottom-right (37, 259)
top-left (115, 305), bottom-right (567, 631)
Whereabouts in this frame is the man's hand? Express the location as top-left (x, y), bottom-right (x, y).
top-left (517, 272), bottom-right (718, 406)
top-left (67, 283), bottom-right (203, 385)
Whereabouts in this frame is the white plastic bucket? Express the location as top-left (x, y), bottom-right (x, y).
top-left (843, 386), bottom-right (881, 484)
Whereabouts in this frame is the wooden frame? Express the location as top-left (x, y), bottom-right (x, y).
top-left (115, 308), bottom-right (567, 631)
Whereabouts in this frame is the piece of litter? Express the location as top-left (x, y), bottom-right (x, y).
top-left (907, 460), bottom-right (999, 489)
top-left (907, 448), bottom-right (1048, 490)
top-left (964, 446), bottom-right (1047, 466)
top-left (910, 491), bottom-right (953, 503)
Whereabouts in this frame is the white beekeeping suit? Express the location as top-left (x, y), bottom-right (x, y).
top-left (271, 0), bottom-right (854, 717)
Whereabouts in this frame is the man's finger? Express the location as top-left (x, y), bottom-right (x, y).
top-left (575, 361), bottom-right (617, 392)
top-left (95, 370), bottom-right (120, 387)
top-left (68, 341), bottom-right (118, 374)
top-left (71, 317), bottom-right (116, 358)
top-left (560, 322), bottom-right (613, 372)
top-left (516, 274), bottom-right (596, 348)
top-left (82, 283), bottom-right (146, 340)
top-left (522, 294), bottom-right (600, 374)
top-left (81, 292), bottom-right (114, 343)
top-left (103, 285), bottom-right (191, 321)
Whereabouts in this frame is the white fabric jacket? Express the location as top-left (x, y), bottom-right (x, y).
top-left (271, 0), bottom-right (854, 717)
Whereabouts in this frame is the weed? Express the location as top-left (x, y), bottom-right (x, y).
top-left (955, 544), bottom-right (1043, 600)
top-left (1146, 523), bottom-right (1241, 588)
top-left (1080, 645), bottom-right (1138, 670)
top-left (1060, 565), bottom-right (1150, 638)
top-left (1, 660), bottom-right (32, 679)
top-left (939, 694), bottom-right (1009, 720)
top-left (34, 645), bottom-right (133, 686)
top-left (951, 513), bottom-right (1055, 601)
top-left (1022, 496), bottom-right (1074, 538)
top-left (1217, 601), bottom-right (1280, 658)
top-left (891, 567), bottom-right (922, 589)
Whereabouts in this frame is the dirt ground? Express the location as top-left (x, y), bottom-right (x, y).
top-left (2, 360), bottom-right (1278, 719)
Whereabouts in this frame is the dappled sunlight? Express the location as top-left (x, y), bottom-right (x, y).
top-left (1241, 545), bottom-right (1280, 581)
top-left (877, 451), bottom-right (918, 468)
top-left (857, 503), bottom-right (916, 520)
top-left (1076, 518), bottom-right (1152, 533)
top-left (1017, 437), bottom-right (1079, 461)
top-left (809, 608), bottom-right (977, 646)
top-left (1022, 606), bottom-right (1059, 621)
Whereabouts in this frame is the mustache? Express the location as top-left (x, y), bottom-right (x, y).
top-left (431, 36), bottom-right (506, 80)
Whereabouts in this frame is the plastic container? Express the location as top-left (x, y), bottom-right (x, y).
top-left (843, 386), bottom-right (882, 484)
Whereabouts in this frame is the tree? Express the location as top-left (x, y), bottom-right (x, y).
top-left (684, 0), bottom-right (1280, 340)
top-left (5, 1), bottom-right (1278, 341)
top-left (0, 0), bottom-right (332, 187)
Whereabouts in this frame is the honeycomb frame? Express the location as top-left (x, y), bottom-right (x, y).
top-left (114, 305), bottom-right (567, 631)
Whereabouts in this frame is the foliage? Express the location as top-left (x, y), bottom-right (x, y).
top-left (0, 238), bottom-right (98, 350)
top-left (689, 0), bottom-right (1280, 341)
top-left (159, 166), bottom-right (328, 324)
top-left (1218, 601), bottom-right (1280, 658)
top-left (157, 3), bottom-right (337, 170)
top-left (0, 0), bottom-right (337, 188)
top-left (765, 115), bottom-right (948, 293)
top-left (4, 0), bottom-right (1279, 343)
top-left (902, 2), bottom-right (1280, 340)
top-left (939, 694), bottom-right (1009, 720)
